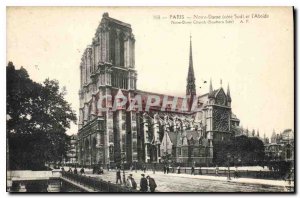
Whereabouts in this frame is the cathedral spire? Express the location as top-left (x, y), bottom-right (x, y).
top-left (227, 83), bottom-right (231, 102)
top-left (209, 78), bottom-right (213, 93)
top-left (208, 78), bottom-right (214, 98)
top-left (186, 35), bottom-right (196, 96)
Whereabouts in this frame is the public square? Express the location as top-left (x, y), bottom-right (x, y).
top-left (79, 167), bottom-right (290, 192)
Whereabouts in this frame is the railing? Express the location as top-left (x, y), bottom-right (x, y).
top-left (163, 167), bottom-right (285, 179)
top-left (61, 172), bottom-right (138, 192)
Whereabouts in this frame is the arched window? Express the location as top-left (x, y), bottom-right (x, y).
top-left (119, 33), bottom-right (125, 66)
top-left (109, 30), bottom-right (116, 65)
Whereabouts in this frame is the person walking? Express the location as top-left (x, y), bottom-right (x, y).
top-left (191, 166), bottom-right (195, 175)
top-left (166, 165), bottom-right (170, 174)
top-left (140, 174), bottom-right (148, 192)
top-left (163, 165), bottom-right (166, 174)
top-left (74, 167), bottom-right (78, 174)
top-left (177, 166), bottom-right (181, 174)
top-left (68, 167), bottom-right (72, 173)
top-left (215, 165), bottom-right (219, 176)
top-left (126, 174), bottom-right (137, 190)
top-left (126, 175), bottom-right (132, 188)
top-left (234, 167), bottom-right (239, 179)
top-left (147, 175), bottom-right (157, 192)
top-left (80, 167), bottom-right (85, 175)
top-left (116, 168), bottom-right (122, 184)
top-left (130, 164), bottom-right (133, 172)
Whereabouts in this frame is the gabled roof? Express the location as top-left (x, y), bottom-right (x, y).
top-left (167, 132), bottom-right (177, 146)
top-left (185, 130), bottom-right (200, 140)
top-left (208, 88), bottom-right (221, 98)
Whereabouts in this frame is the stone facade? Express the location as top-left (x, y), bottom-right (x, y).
top-left (265, 129), bottom-right (294, 162)
top-left (64, 135), bottom-right (78, 165)
top-left (77, 13), bottom-right (240, 167)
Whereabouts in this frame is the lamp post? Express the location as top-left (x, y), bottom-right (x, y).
top-left (121, 153), bottom-right (126, 185)
top-left (227, 153), bottom-right (231, 180)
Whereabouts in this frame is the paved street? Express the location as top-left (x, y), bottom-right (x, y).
top-left (83, 169), bottom-right (290, 192)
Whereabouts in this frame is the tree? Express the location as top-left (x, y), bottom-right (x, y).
top-left (7, 62), bottom-right (77, 170)
top-left (213, 135), bottom-right (265, 166)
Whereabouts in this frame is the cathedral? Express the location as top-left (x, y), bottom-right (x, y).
top-left (77, 13), bottom-right (240, 167)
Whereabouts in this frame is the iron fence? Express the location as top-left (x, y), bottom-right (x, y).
top-left (61, 172), bottom-right (138, 192)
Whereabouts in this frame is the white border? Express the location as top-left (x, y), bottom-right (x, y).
top-left (1, 1), bottom-right (298, 198)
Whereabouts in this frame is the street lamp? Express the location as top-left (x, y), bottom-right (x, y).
top-left (121, 153), bottom-right (126, 185)
top-left (227, 153), bottom-right (231, 180)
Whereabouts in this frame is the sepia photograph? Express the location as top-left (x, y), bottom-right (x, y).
top-left (5, 6), bottom-right (294, 193)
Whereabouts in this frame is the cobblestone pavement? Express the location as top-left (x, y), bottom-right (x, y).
top-left (85, 170), bottom-right (289, 192)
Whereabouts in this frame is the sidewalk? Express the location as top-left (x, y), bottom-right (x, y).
top-left (160, 171), bottom-right (293, 187)
top-left (63, 166), bottom-right (293, 188)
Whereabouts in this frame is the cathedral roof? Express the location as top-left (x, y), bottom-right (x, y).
top-left (167, 132), bottom-right (178, 146)
top-left (231, 113), bottom-right (240, 121)
top-left (281, 129), bottom-right (294, 140)
top-left (185, 130), bottom-right (200, 140)
top-left (136, 89), bottom-right (193, 113)
top-left (208, 88), bottom-right (221, 98)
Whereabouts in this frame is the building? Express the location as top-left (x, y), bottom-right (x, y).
top-left (77, 13), bottom-right (240, 167)
top-left (265, 129), bottom-right (294, 162)
top-left (63, 135), bottom-right (78, 165)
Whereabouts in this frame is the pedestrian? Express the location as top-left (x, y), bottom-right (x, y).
top-left (215, 165), bottom-right (219, 176)
top-left (177, 166), bottom-right (181, 174)
top-left (126, 176), bottom-right (132, 188)
top-left (116, 167), bottom-right (122, 184)
top-left (126, 174), bottom-right (137, 190)
top-left (61, 167), bottom-right (65, 172)
top-left (163, 165), bottom-right (166, 174)
top-left (80, 167), bottom-right (85, 175)
top-left (107, 163), bottom-right (110, 171)
top-left (74, 167), bottom-right (78, 174)
top-left (143, 165), bottom-right (146, 173)
top-left (234, 167), bottom-right (239, 178)
top-left (140, 174), bottom-right (148, 192)
top-left (166, 166), bottom-right (169, 174)
top-left (191, 166), bottom-right (195, 175)
top-left (98, 166), bottom-right (104, 174)
top-left (147, 175), bottom-right (157, 192)
top-left (68, 167), bottom-right (72, 173)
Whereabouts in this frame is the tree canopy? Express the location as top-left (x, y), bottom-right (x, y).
top-left (213, 135), bottom-right (265, 166)
top-left (7, 62), bottom-right (77, 170)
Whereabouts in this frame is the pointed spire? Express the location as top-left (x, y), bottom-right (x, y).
top-left (227, 83), bottom-right (231, 102)
top-left (208, 78), bottom-right (214, 98)
top-left (210, 78), bottom-right (213, 93)
top-left (186, 34), bottom-right (196, 96)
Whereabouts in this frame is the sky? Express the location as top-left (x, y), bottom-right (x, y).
top-left (6, 7), bottom-right (294, 138)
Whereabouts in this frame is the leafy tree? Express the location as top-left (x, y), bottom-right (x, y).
top-left (213, 135), bottom-right (265, 166)
top-left (7, 62), bottom-right (77, 170)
